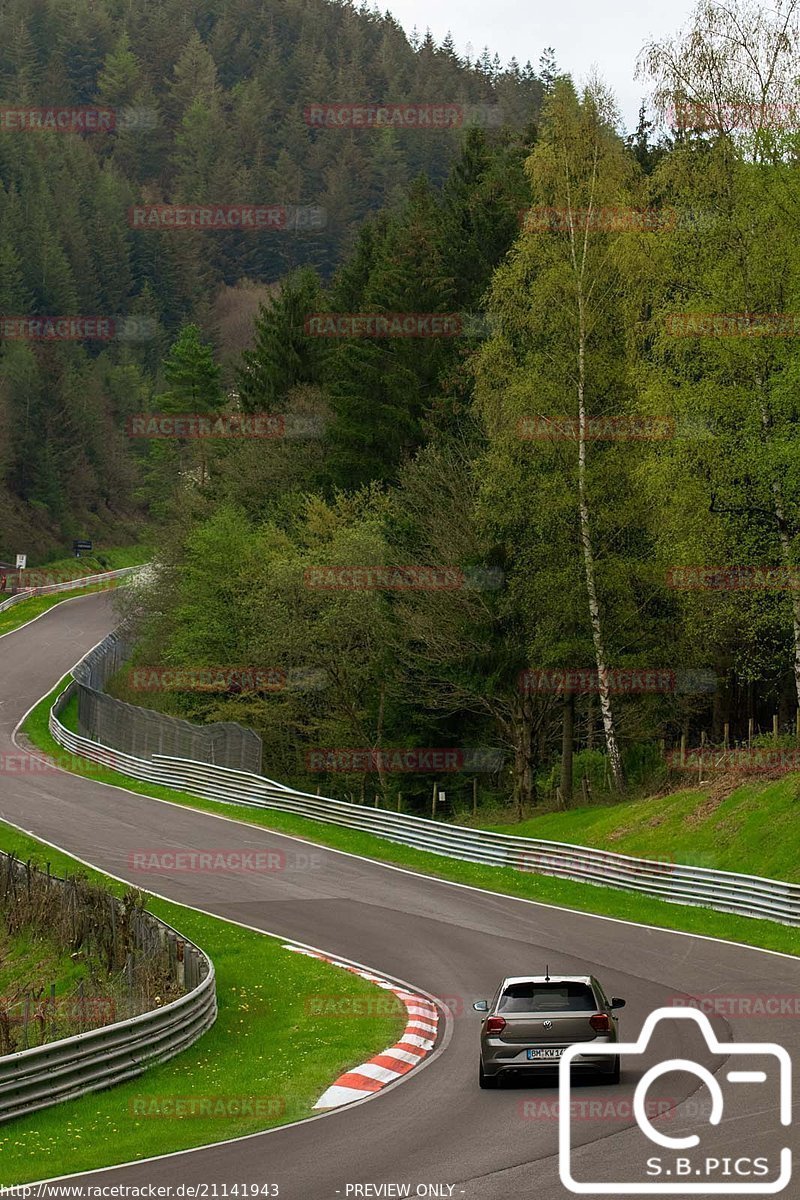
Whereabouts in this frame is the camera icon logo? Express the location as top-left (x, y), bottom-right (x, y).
top-left (558, 1006), bottom-right (792, 1194)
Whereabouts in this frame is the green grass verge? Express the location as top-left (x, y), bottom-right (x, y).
top-left (474, 777), bottom-right (800, 884)
top-left (0, 825), bottom-right (404, 1183)
top-left (0, 927), bottom-right (88, 1000)
top-left (23, 676), bottom-right (800, 962)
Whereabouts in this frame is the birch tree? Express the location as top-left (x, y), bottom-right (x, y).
top-left (640, 0), bottom-right (800, 707)
top-left (475, 79), bottom-right (648, 790)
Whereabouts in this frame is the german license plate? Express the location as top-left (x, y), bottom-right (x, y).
top-left (527, 1047), bottom-right (563, 1060)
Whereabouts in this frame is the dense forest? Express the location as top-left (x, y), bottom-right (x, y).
top-left (6, 0), bottom-right (800, 818)
top-left (0, 0), bottom-right (543, 557)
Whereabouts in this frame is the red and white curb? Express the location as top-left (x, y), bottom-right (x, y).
top-left (283, 944), bottom-right (439, 1109)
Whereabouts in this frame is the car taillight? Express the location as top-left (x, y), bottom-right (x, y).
top-left (590, 1013), bottom-right (611, 1033)
top-left (486, 1015), bottom-right (506, 1034)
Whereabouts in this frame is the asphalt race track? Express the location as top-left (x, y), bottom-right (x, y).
top-left (0, 592), bottom-right (797, 1199)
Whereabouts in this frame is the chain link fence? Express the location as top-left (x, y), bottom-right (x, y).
top-left (0, 851), bottom-right (207, 1055)
top-left (0, 850), bottom-right (216, 1120)
top-left (73, 626), bottom-right (263, 774)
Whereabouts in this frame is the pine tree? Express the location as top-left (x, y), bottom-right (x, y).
top-left (439, 33), bottom-right (460, 65)
top-left (167, 30), bottom-right (220, 123)
top-left (162, 324), bottom-right (222, 414)
top-left (326, 177), bottom-right (452, 486)
top-left (0, 241), bottom-right (33, 313)
top-left (539, 47), bottom-right (558, 91)
top-left (96, 32), bottom-right (142, 109)
top-left (237, 269), bottom-right (327, 412)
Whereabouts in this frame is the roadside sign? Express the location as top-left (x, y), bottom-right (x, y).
top-left (15, 554), bottom-right (26, 570)
top-left (73, 540), bottom-right (93, 557)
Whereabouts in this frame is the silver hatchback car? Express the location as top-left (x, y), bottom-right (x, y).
top-left (474, 974), bottom-right (625, 1088)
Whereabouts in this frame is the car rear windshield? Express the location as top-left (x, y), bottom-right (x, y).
top-left (497, 982), bottom-right (597, 1013)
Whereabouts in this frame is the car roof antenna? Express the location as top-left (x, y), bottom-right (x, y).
top-left (545, 964), bottom-right (550, 982)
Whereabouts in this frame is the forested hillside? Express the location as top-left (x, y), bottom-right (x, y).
top-left (0, 0), bottom-right (543, 557)
top-left (7, 0), bottom-right (800, 822)
top-left (118, 0), bottom-right (800, 816)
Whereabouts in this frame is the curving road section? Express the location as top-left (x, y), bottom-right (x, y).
top-left (0, 593), bottom-right (798, 1198)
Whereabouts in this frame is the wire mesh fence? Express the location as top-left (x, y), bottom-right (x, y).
top-left (0, 852), bottom-right (207, 1055)
top-left (73, 625), bottom-right (263, 774)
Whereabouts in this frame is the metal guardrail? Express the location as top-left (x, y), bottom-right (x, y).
top-left (0, 853), bottom-right (216, 1122)
top-left (48, 679), bottom-right (800, 928)
top-left (0, 566), bottom-right (141, 614)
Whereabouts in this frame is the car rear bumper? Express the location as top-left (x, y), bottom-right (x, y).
top-left (481, 1042), bottom-right (616, 1077)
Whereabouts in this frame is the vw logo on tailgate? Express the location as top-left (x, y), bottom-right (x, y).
top-left (542, 1020), bottom-right (553, 1029)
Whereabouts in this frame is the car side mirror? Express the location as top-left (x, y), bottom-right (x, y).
top-left (610, 997), bottom-right (626, 1009)
top-left (473, 1000), bottom-right (489, 1012)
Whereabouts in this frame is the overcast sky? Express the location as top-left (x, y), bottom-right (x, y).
top-left (383, 0), bottom-right (697, 132)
